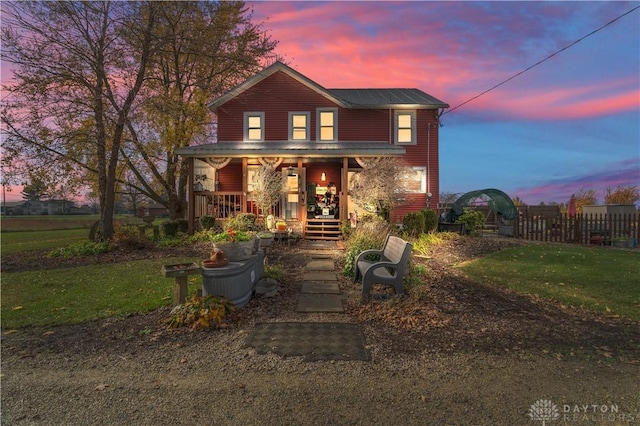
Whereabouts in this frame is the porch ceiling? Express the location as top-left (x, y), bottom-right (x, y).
top-left (175, 141), bottom-right (406, 158)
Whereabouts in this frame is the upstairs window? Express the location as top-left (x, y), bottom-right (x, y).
top-left (317, 108), bottom-right (337, 142)
top-left (289, 112), bottom-right (310, 141)
top-left (395, 111), bottom-right (416, 144)
top-left (244, 112), bottom-right (264, 142)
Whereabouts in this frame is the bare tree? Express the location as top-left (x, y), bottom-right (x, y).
top-left (252, 165), bottom-right (286, 216)
top-left (349, 157), bottom-right (411, 219)
top-left (2, 1), bottom-right (277, 235)
top-left (121, 1), bottom-right (278, 219)
top-left (2, 2), bottom-right (160, 239)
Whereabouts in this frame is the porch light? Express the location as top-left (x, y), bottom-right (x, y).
top-left (321, 172), bottom-right (326, 181)
top-left (286, 166), bottom-right (296, 177)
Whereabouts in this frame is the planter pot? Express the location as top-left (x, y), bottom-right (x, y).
top-left (212, 238), bottom-right (257, 262)
top-left (201, 251), bottom-right (264, 308)
top-left (258, 233), bottom-right (274, 248)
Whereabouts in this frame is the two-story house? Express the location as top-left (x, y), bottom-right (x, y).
top-left (176, 61), bottom-right (448, 239)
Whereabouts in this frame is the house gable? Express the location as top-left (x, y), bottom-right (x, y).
top-left (208, 61), bottom-right (349, 113)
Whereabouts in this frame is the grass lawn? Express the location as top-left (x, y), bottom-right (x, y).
top-left (1, 229), bottom-right (90, 254)
top-left (460, 244), bottom-right (640, 321)
top-left (1, 257), bottom-right (202, 329)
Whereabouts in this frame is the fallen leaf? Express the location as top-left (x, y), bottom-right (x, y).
top-left (12, 306), bottom-right (23, 311)
top-left (42, 331), bottom-right (54, 336)
top-left (94, 384), bottom-right (108, 391)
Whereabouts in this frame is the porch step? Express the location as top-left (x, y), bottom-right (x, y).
top-left (304, 219), bottom-right (342, 240)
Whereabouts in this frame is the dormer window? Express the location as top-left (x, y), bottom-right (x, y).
top-left (317, 108), bottom-right (337, 142)
top-left (244, 112), bottom-right (264, 142)
top-left (395, 111), bottom-right (416, 145)
top-left (289, 112), bottom-right (310, 141)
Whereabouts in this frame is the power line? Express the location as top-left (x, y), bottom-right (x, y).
top-left (441, 5), bottom-right (640, 116)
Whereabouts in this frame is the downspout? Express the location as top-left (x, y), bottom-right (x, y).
top-left (188, 157), bottom-right (195, 234)
top-left (427, 121), bottom-right (432, 208)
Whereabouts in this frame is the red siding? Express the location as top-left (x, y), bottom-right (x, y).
top-left (216, 163), bottom-right (243, 192)
top-left (212, 69), bottom-right (442, 224)
top-left (217, 71), bottom-right (338, 141)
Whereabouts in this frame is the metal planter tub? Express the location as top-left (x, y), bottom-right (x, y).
top-left (201, 251), bottom-right (264, 308)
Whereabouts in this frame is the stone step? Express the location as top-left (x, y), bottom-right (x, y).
top-left (296, 294), bottom-right (344, 313)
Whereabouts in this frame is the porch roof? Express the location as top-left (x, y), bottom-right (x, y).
top-left (175, 141), bottom-right (406, 158)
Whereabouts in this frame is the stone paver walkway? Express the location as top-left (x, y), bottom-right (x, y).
top-left (295, 242), bottom-right (344, 313)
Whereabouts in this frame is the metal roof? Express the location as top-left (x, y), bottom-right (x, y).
top-left (175, 141), bottom-right (406, 158)
top-left (207, 61), bottom-right (449, 111)
top-left (329, 88), bottom-right (449, 109)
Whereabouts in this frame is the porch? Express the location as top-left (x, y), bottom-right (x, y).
top-left (177, 141), bottom-right (410, 240)
top-left (192, 190), bottom-right (343, 240)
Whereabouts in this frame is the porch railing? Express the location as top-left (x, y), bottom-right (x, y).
top-left (194, 191), bottom-right (284, 220)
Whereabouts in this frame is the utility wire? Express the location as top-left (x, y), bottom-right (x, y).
top-left (441, 5), bottom-right (640, 116)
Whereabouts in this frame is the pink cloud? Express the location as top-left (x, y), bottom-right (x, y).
top-left (513, 159), bottom-right (640, 205)
top-left (252, 1), bottom-right (639, 121)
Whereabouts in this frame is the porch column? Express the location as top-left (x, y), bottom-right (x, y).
top-left (188, 157), bottom-right (195, 234)
top-left (242, 158), bottom-right (248, 213)
top-left (297, 157), bottom-right (304, 221)
top-left (342, 157), bottom-right (348, 222)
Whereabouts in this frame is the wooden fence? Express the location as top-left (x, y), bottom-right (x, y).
top-left (512, 212), bottom-right (639, 246)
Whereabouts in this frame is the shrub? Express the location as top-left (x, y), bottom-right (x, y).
top-left (421, 209), bottom-right (439, 233)
top-left (175, 219), bottom-right (189, 234)
top-left (166, 292), bottom-right (235, 330)
top-left (403, 263), bottom-right (431, 302)
top-left (403, 211), bottom-right (425, 237)
top-left (264, 263), bottom-right (285, 280)
top-left (225, 213), bottom-right (256, 231)
top-left (48, 241), bottom-right (111, 257)
top-left (161, 220), bottom-right (181, 237)
top-left (340, 219), bottom-right (354, 240)
top-left (112, 224), bottom-right (152, 249)
top-left (456, 207), bottom-right (485, 235)
top-left (199, 215), bottom-right (216, 230)
top-left (342, 218), bottom-right (393, 278)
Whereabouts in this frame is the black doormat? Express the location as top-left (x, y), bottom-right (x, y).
top-left (244, 322), bottom-right (370, 361)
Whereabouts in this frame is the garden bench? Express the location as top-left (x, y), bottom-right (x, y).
top-left (353, 234), bottom-right (413, 303)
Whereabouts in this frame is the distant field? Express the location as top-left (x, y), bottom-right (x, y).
top-left (1, 229), bottom-right (90, 254)
top-left (0, 215), bottom-right (141, 254)
top-left (1, 215), bottom-right (143, 231)
top-left (1, 215), bottom-right (103, 231)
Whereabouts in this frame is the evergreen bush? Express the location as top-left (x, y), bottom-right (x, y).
top-left (403, 211), bottom-right (425, 237)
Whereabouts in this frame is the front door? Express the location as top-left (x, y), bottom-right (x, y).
top-left (282, 168), bottom-right (305, 220)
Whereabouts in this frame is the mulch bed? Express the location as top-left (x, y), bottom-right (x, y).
top-left (2, 237), bottom-right (639, 364)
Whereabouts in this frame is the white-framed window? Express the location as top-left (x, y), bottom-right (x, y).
top-left (289, 112), bottom-right (310, 141)
top-left (395, 110), bottom-right (416, 144)
top-left (403, 166), bottom-right (427, 193)
top-left (317, 108), bottom-right (337, 142)
top-left (244, 112), bottom-right (264, 142)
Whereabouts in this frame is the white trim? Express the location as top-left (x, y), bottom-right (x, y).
top-left (316, 108), bottom-right (338, 142)
top-left (404, 166), bottom-right (427, 193)
top-left (244, 112), bottom-right (264, 142)
top-left (394, 110), bottom-right (416, 145)
top-left (288, 112), bottom-right (310, 141)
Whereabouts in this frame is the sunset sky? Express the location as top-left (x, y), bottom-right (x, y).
top-left (249, 0), bottom-right (640, 205)
top-left (2, 1), bottom-right (638, 206)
